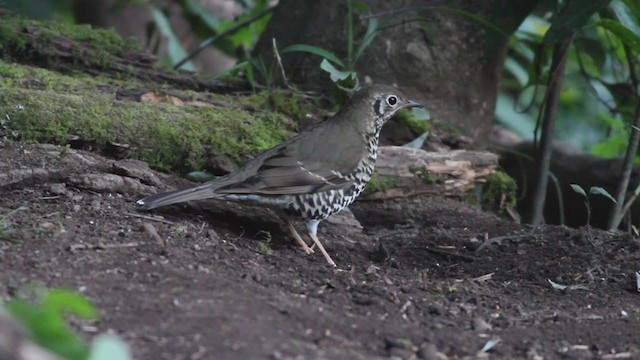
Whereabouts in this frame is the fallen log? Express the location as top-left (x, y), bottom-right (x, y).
top-left (360, 146), bottom-right (498, 200)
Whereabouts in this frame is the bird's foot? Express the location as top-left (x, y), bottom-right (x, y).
top-left (285, 220), bottom-right (314, 254)
top-left (309, 233), bottom-right (336, 267)
top-left (299, 241), bottom-right (315, 254)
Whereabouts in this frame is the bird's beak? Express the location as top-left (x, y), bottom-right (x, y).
top-left (403, 99), bottom-right (423, 109)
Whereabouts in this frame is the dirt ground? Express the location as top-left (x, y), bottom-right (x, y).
top-left (1, 141), bottom-right (640, 360)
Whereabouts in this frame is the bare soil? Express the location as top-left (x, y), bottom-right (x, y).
top-left (1, 141), bottom-right (639, 360)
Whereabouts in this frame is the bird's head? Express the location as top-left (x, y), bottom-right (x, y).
top-left (347, 84), bottom-right (423, 133)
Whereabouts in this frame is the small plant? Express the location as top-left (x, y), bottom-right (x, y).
top-left (0, 206), bottom-right (28, 242)
top-left (255, 230), bottom-right (273, 255)
top-left (148, 0), bottom-right (273, 71)
top-left (5, 287), bottom-right (131, 360)
top-left (570, 184), bottom-right (616, 226)
top-left (281, 0), bottom-right (379, 93)
top-left (364, 172), bottom-right (400, 194)
top-left (481, 171), bottom-right (518, 215)
top-left (214, 53), bottom-right (275, 90)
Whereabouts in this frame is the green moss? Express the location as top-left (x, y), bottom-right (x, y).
top-left (0, 59), bottom-right (132, 90)
top-left (364, 172), bottom-right (400, 193)
top-left (409, 166), bottom-right (439, 184)
top-left (396, 108), bottom-right (431, 135)
top-left (0, 87), bottom-right (295, 173)
top-left (254, 230), bottom-right (274, 255)
top-left (0, 16), bottom-right (140, 69)
top-left (482, 171), bottom-right (517, 210)
top-left (239, 90), bottom-right (308, 119)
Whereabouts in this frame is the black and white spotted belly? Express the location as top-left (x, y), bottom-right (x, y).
top-left (285, 135), bottom-right (379, 220)
top-left (285, 181), bottom-right (365, 220)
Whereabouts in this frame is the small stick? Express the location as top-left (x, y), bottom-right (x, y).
top-left (475, 228), bottom-right (539, 253)
top-left (39, 196), bottom-right (61, 200)
top-left (143, 222), bottom-right (166, 247)
top-left (98, 242), bottom-right (141, 249)
top-left (69, 242), bottom-right (140, 251)
top-left (173, 7), bottom-right (275, 70)
top-left (425, 247), bottom-right (475, 262)
top-left (125, 212), bottom-right (175, 225)
top-left (272, 38), bottom-right (294, 90)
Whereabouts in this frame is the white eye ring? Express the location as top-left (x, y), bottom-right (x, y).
top-left (386, 95), bottom-right (398, 106)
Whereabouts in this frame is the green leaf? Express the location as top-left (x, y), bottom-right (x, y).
top-left (570, 184), bottom-right (587, 197)
top-left (548, 279), bottom-right (590, 291)
top-left (281, 44), bottom-right (345, 68)
top-left (494, 93), bottom-right (535, 140)
top-left (6, 289), bottom-right (94, 360)
top-left (486, 1), bottom-right (540, 51)
top-left (352, 0), bottom-right (371, 12)
top-left (88, 334), bottom-right (132, 360)
top-left (412, 107), bottom-right (431, 121)
top-left (611, 0), bottom-right (640, 36)
top-left (595, 19), bottom-right (640, 51)
top-left (212, 60), bottom-right (251, 80)
top-left (590, 186), bottom-right (617, 203)
top-left (403, 131), bottom-right (429, 149)
top-left (437, 7), bottom-right (510, 37)
top-left (347, 0), bottom-right (354, 66)
top-left (46, 289), bottom-right (98, 319)
top-left (543, 0), bottom-right (612, 44)
top-left (504, 57), bottom-right (530, 86)
top-left (186, 171), bottom-right (217, 183)
top-left (353, 18), bottom-right (379, 65)
top-left (183, 0), bottom-right (221, 31)
top-left (320, 58), bottom-right (356, 83)
top-left (150, 7), bottom-right (196, 71)
top-left (480, 339), bottom-right (501, 353)
top-left (622, 0), bottom-right (640, 23)
top-left (548, 279), bottom-right (568, 290)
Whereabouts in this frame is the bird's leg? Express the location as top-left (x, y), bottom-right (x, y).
top-left (306, 220), bottom-right (336, 267)
top-left (284, 219), bottom-right (314, 254)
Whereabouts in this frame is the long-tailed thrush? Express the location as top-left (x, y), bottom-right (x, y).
top-left (137, 84), bottom-right (422, 266)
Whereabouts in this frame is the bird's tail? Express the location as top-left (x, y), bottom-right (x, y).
top-left (137, 183), bottom-right (219, 209)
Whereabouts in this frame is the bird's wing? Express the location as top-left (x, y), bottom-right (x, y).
top-left (215, 129), bottom-right (365, 195)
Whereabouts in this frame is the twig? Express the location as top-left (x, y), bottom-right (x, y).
top-left (41, 211), bottom-right (61, 218)
top-left (39, 196), bottom-right (62, 200)
top-left (272, 38), bottom-right (294, 90)
top-left (69, 242), bottom-right (141, 251)
top-left (607, 44), bottom-right (640, 230)
top-left (173, 7), bottom-right (275, 70)
top-left (425, 246), bottom-right (475, 262)
top-left (143, 222), bottom-right (166, 247)
top-left (475, 228), bottom-right (538, 253)
top-left (124, 212), bottom-right (175, 225)
top-left (472, 272), bottom-right (494, 282)
top-left (575, 48), bottom-right (616, 113)
top-left (360, 5), bottom-right (434, 20)
top-left (618, 185), bottom-right (640, 224)
top-left (529, 33), bottom-right (576, 225)
top-left (98, 242), bottom-right (141, 249)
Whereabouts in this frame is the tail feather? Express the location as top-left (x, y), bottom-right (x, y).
top-left (137, 184), bottom-right (218, 209)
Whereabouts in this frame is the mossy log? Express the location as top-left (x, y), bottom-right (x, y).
top-left (362, 147), bottom-right (498, 200)
top-left (0, 16), bottom-right (234, 92)
top-left (0, 16), bottom-right (309, 176)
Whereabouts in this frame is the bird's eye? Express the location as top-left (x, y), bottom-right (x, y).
top-left (386, 95), bottom-right (398, 106)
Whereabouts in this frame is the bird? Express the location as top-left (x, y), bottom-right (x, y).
top-left (137, 84), bottom-right (422, 266)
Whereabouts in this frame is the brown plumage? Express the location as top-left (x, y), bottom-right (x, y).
top-left (138, 84), bottom-right (422, 266)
